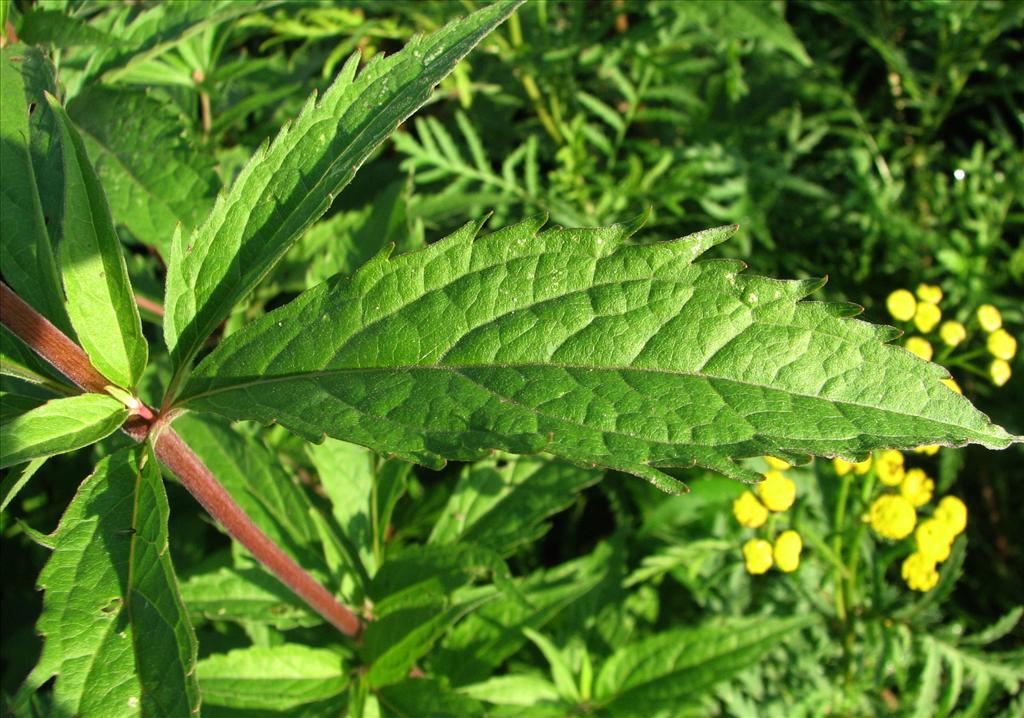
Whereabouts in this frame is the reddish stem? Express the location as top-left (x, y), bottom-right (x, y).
top-left (1, 280), bottom-right (364, 641)
top-left (1, 281), bottom-right (110, 393)
top-left (154, 428), bottom-right (364, 639)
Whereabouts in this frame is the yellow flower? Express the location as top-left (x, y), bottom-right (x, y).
top-left (886, 289), bottom-right (917, 322)
top-left (902, 552), bottom-right (939, 592)
top-left (976, 304), bottom-right (1002, 333)
top-left (915, 519), bottom-right (954, 562)
top-left (900, 468), bottom-right (934, 507)
top-left (941, 377), bottom-right (962, 394)
top-left (905, 336), bottom-right (933, 361)
top-left (916, 283), bottom-right (943, 305)
top-left (773, 530), bottom-right (803, 572)
top-left (934, 496), bottom-right (967, 536)
top-left (939, 321), bottom-right (966, 347)
top-left (733, 491), bottom-right (768, 528)
top-left (764, 456), bottom-right (791, 471)
top-left (876, 450), bottom-right (906, 487)
top-left (757, 471), bottom-right (796, 512)
top-left (987, 329), bottom-right (1017, 361)
top-left (914, 303), bottom-right (942, 333)
top-left (869, 494), bottom-right (917, 540)
top-left (990, 359), bottom-right (1011, 387)
top-left (913, 445), bottom-right (939, 456)
top-left (742, 538), bottom-right (773, 575)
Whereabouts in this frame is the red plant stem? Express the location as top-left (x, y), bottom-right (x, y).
top-left (154, 429), bottom-right (364, 639)
top-left (1, 281), bottom-right (110, 393)
top-left (1, 280), bottom-right (364, 641)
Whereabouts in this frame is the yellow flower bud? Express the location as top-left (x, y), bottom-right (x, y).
top-left (915, 283), bottom-right (943, 305)
top-left (852, 456), bottom-right (873, 474)
top-left (902, 552), bottom-right (939, 592)
top-left (913, 445), bottom-right (939, 456)
top-left (764, 456), bottom-right (791, 471)
top-left (917, 280), bottom-right (937, 303)
top-left (773, 530), bottom-right (803, 572)
top-left (941, 377), bottom-right (962, 395)
top-left (869, 494), bottom-right (916, 540)
top-left (732, 491), bottom-right (768, 528)
top-left (887, 289), bottom-right (917, 322)
top-left (757, 470), bottom-right (796, 512)
top-left (900, 468), bottom-right (934, 507)
top-left (987, 329), bottom-right (1017, 361)
top-left (934, 495), bottom-right (967, 536)
top-left (976, 304), bottom-right (1002, 333)
top-left (742, 538), bottom-right (773, 575)
top-left (832, 455), bottom-right (872, 476)
top-left (876, 450), bottom-right (906, 487)
top-left (905, 336), bottom-right (933, 361)
top-left (990, 359), bottom-right (1011, 387)
top-left (939, 321), bottom-right (966, 347)
top-left (915, 518), bottom-right (954, 562)
top-left (914, 302), bottom-right (942, 333)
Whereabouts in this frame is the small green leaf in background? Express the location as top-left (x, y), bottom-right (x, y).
top-left (66, 87), bottom-right (219, 257)
top-left (0, 46), bottom-right (69, 332)
top-left (594, 615), bottom-right (815, 715)
top-left (197, 645), bottom-right (347, 712)
top-left (179, 218), bottom-right (1018, 493)
top-left (46, 94), bottom-right (147, 389)
top-left (429, 454), bottom-right (602, 555)
top-left (376, 678), bottom-right (486, 717)
top-left (14, 446), bottom-right (199, 717)
top-left (0, 393), bottom-right (127, 469)
top-left (0, 456), bottom-right (46, 512)
top-left (180, 567), bottom-right (320, 630)
top-left (162, 0), bottom-right (523, 380)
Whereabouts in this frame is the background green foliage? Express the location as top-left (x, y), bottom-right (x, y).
top-left (2, 0), bottom-right (1022, 715)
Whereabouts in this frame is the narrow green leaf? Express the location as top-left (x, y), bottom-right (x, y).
top-left (594, 615), bottom-right (814, 713)
top-left (180, 218), bottom-right (1018, 493)
top-left (306, 438), bottom-right (377, 573)
top-left (429, 455), bottom-right (601, 555)
top-left (523, 628), bottom-right (581, 703)
top-left (0, 393), bottom-right (127, 469)
top-left (0, 46), bottom-right (69, 331)
top-left (377, 678), bottom-right (486, 718)
top-left (163, 0), bottom-right (523, 380)
top-left (0, 456), bottom-right (46, 512)
top-left (67, 87), bottom-right (218, 256)
top-left (180, 567), bottom-right (320, 629)
top-left (198, 645), bottom-right (347, 711)
top-left (435, 544), bottom-right (615, 686)
top-left (15, 446), bottom-right (199, 717)
top-left (47, 94), bottom-right (147, 389)
top-left (459, 674), bottom-right (562, 706)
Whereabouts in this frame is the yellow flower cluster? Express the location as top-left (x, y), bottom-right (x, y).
top-left (902, 496), bottom-right (968, 592)
top-left (975, 305), bottom-right (1016, 387)
top-left (736, 458), bottom-right (803, 574)
top-left (886, 286), bottom-right (946, 365)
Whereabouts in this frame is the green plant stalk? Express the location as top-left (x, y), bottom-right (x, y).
top-left (0, 281), bottom-right (364, 640)
top-left (831, 470), bottom-right (855, 623)
top-left (506, 11), bottom-right (562, 144)
top-left (842, 469), bottom-right (876, 691)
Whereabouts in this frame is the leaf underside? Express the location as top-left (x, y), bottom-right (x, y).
top-left (177, 217), bottom-right (1017, 493)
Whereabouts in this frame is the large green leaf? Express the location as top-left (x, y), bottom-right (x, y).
top-left (593, 615), bottom-right (814, 715)
top-left (0, 46), bottom-right (69, 332)
top-left (197, 645), bottom-right (347, 711)
top-left (162, 0), bottom-right (522, 381)
top-left (14, 446), bottom-right (199, 717)
top-left (178, 218), bottom-right (1018, 493)
top-left (47, 94), bottom-right (147, 389)
top-left (67, 87), bottom-right (218, 256)
top-left (0, 393), bottom-right (127, 469)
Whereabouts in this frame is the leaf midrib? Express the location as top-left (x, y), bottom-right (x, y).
top-left (181, 360), bottom-right (981, 442)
